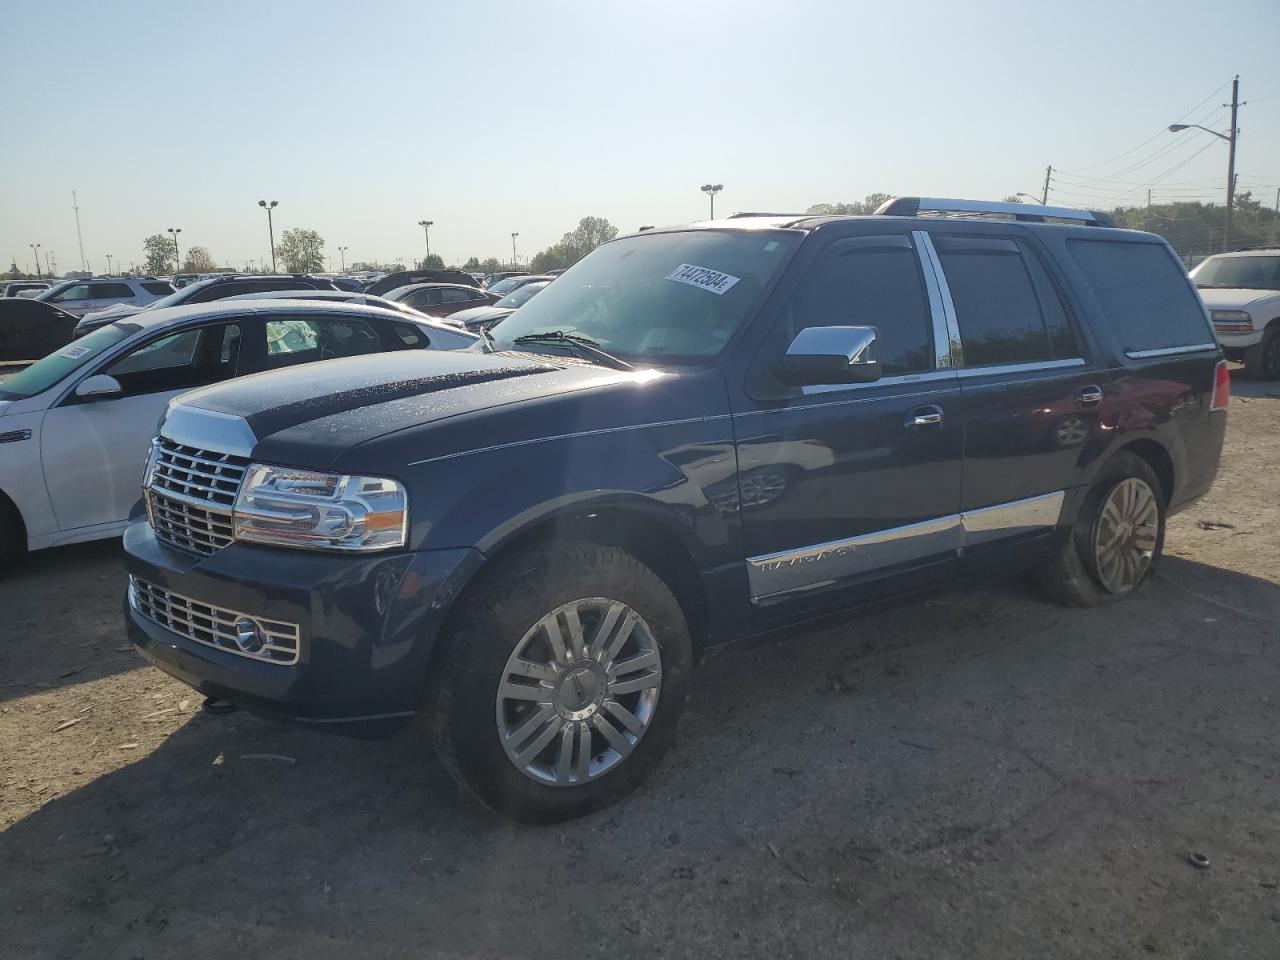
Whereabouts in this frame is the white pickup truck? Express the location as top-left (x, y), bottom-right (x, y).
top-left (1191, 249), bottom-right (1280, 380)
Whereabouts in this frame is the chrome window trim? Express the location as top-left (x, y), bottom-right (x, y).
top-left (798, 370), bottom-right (958, 396)
top-left (912, 231), bottom-right (955, 370)
top-left (913, 231), bottom-right (962, 367)
top-left (747, 490), bottom-right (1066, 603)
top-left (1125, 343), bottom-right (1218, 359)
top-left (955, 358), bottom-right (1086, 378)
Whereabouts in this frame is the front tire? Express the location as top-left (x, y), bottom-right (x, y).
top-left (0, 499), bottom-right (24, 577)
top-left (426, 542), bottom-right (692, 823)
top-left (1039, 452), bottom-right (1166, 607)
top-left (1242, 326), bottom-right (1280, 381)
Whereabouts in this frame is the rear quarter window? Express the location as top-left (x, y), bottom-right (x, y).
top-left (1068, 240), bottom-right (1213, 355)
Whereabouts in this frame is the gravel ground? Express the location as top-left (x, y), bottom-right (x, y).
top-left (1, 376), bottom-right (1277, 959)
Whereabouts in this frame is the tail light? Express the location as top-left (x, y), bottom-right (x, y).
top-left (1210, 360), bottom-right (1230, 412)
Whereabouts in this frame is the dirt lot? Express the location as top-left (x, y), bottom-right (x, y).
top-left (1, 376), bottom-right (1278, 959)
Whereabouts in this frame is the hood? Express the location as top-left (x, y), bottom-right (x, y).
top-left (164, 348), bottom-right (665, 467)
top-left (450, 306), bottom-right (515, 330)
top-left (1196, 287), bottom-right (1279, 310)
top-left (80, 303), bottom-right (145, 326)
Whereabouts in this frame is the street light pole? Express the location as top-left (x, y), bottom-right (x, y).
top-left (700, 183), bottom-right (723, 219)
top-left (258, 200), bottom-right (278, 272)
top-left (167, 228), bottom-right (182, 273)
top-left (105, 253), bottom-right (113, 275)
top-left (338, 246), bottom-right (347, 272)
top-left (29, 243), bottom-right (41, 279)
top-left (1168, 75), bottom-right (1242, 252)
top-left (418, 220), bottom-right (434, 267)
top-left (511, 232), bottom-right (519, 267)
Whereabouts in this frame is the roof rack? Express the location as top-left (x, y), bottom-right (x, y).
top-left (874, 197), bottom-right (1115, 228)
top-left (727, 212), bottom-right (812, 219)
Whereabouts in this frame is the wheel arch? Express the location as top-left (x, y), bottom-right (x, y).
top-left (450, 497), bottom-right (713, 659)
top-left (0, 484), bottom-right (28, 557)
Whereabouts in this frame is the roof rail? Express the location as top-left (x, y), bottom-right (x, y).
top-left (874, 197), bottom-right (1115, 228)
top-left (727, 211), bottom-right (812, 219)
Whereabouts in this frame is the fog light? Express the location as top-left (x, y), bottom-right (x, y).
top-left (234, 617), bottom-right (266, 653)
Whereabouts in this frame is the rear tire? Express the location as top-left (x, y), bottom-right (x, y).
top-left (426, 541), bottom-right (692, 823)
top-left (1242, 327), bottom-right (1280, 381)
top-left (1039, 452), bottom-right (1166, 607)
top-left (0, 498), bottom-right (24, 578)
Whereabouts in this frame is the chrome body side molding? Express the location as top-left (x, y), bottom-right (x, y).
top-left (747, 490), bottom-right (1066, 603)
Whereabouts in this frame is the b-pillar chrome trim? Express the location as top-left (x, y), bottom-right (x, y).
top-left (746, 491), bottom-right (1065, 603)
top-left (913, 231), bottom-right (963, 369)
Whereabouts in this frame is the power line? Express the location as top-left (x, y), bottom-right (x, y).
top-left (1062, 79), bottom-right (1233, 173)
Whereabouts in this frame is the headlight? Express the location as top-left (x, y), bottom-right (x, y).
top-left (1210, 310), bottom-right (1253, 330)
top-left (233, 465), bottom-right (408, 552)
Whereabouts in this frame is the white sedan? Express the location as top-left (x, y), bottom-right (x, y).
top-left (0, 300), bottom-right (476, 570)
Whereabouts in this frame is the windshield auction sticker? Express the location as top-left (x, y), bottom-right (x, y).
top-left (665, 264), bottom-right (740, 295)
top-left (58, 345), bottom-right (91, 359)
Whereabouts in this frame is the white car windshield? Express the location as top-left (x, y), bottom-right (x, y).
top-left (1192, 255), bottom-right (1280, 291)
top-left (0, 323), bottom-right (140, 400)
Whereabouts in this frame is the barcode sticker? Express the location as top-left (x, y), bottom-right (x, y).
top-left (665, 264), bottom-right (741, 296)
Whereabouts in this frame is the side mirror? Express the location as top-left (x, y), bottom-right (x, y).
top-left (74, 374), bottom-right (123, 401)
top-left (775, 326), bottom-right (882, 386)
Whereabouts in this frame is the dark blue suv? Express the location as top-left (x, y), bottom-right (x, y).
top-left (123, 198), bottom-right (1229, 822)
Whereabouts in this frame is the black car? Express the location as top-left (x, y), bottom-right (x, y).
top-left (445, 279), bottom-right (550, 332)
top-left (73, 274), bottom-right (340, 336)
top-left (123, 197), bottom-right (1228, 823)
top-left (0, 298), bottom-right (78, 360)
top-left (365, 269), bottom-right (481, 297)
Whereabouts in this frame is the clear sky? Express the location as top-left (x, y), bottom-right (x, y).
top-left (2, 0), bottom-right (1278, 275)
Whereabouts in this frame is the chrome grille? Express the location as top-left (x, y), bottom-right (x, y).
top-left (149, 438), bottom-right (249, 508)
top-left (145, 438), bottom-right (250, 555)
top-left (129, 576), bottom-right (300, 665)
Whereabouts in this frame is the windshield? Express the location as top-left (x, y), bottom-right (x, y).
top-left (489, 229), bottom-right (801, 363)
top-left (1191, 255), bottom-right (1280, 291)
top-left (487, 277), bottom-right (531, 297)
top-left (495, 282), bottom-right (548, 309)
top-left (144, 278), bottom-right (216, 310)
top-left (0, 322), bottom-right (139, 399)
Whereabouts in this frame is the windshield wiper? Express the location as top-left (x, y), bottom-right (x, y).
top-left (476, 324), bottom-right (496, 352)
top-left (510, 331), bottom-right (633, 370)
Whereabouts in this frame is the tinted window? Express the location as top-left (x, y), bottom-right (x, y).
top-left (49, 284), bottom-right (93, 302)
top-left (1069, 240), bottom-right (1213, 354)
top-left (439, 287), bottom-right (479, 303)
top-left (790, 239), bottom-right (934, 375)
top-left (1191, 254), bottom-right (1280, 291)
top-left (141, 282), bottom-right (174, 296)
top-left (391, 323), bottom-right (426, 346)
top-left (103, 323), bottom-right (241, 397)
top-left (263, 316), bottom-right (382, 369)
top-left (935, 237), bottom-right (1052, 366)
top-left (92, 282), bottom-right (136, 299)
top-left (1020, 244), bottom-right (1081, 358)
top-left (404, 288), bottom-right (441, 307)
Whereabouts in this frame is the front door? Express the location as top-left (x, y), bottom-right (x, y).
top-left (732, 231), bottom-right (964, 618)
top-left (40, 321), bottom-right (244, 532)
top-left (921, 230), bottom-right (1108, 549)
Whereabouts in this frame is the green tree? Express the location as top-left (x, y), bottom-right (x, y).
top-left (182, 246), bottom-right (217, 273)
top-left (805, 193), bottom-right (893, 216)
top-left (529, 216), bottom-right (619, 273)
top-left (274, 228), bottom-right (325, 273)
top-left (1109, 197), bottom-right (1279, 261)
top-left (143, 233), bottom-right (176, 274)
top-left (421, 253), bottom-right (444, 270)
top-left (462, 256), bottom-right (481, 271)
top-left (479, 257), bottom-right (503, 273)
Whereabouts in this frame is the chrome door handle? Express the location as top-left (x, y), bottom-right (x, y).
top-left (905, 405), bottom-right (944, 429)
top-left (1077, 385), bottom-right (1103, 407)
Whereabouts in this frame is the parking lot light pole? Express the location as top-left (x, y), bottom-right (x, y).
top-left (338, 246), bottom-right (348, 272)
top-left (1169, 75), bottom-right (1241, 251)
top-left (29, 243), bottom-right (41, 279)
top-left (258, 200), bottom-right (278, 273)
top-left (418, 220), bottom-right (433, 267)
top-left (511, 232), bottom-right (519, 267)
top-left (167, 228), bottom-right (182, 273)
top-left (700, 183), bottom-right (723, 219)
top-left (105, 253), bottom-right (113, 275)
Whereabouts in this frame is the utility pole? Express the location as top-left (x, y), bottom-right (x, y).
top-left (1147, 188), bottom-right (1152, 209)
top-left (338, 246), bottom-right (347, 272)
top-left (72, 190), bottom-right (88, 273)
top-left (29, 243), bottom-right (41, 279)
top-left (47, 251), bottom-right (55, 276)
top-left (1272, 188), bottom-right (1279, 245)
top-left (510, 232), bottom-right (519, 267)
top-left (1041, 166), bottom-right (1052, 205)
top-left (1223, 75), bottom-right (1241, 252)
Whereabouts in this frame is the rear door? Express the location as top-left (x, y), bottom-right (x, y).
top-left (732, 228), bottom-right (964, 618)
top-left (921, 229), bottom-right (1107, 554)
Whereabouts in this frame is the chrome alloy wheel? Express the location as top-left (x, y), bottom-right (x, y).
top-left (1092, 477), bottom-right (1159, 593)
top-left (496, 598), bottom-right (662, 786)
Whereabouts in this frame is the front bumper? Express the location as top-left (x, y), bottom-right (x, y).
top-left (1213, 328), bottom-right (1262, 349)
top-left (123, 516), bottom-right (483, 724)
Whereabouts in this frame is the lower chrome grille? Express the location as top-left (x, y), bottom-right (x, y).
top-left (147, 491), bottom-right (235, 555)
top-left (129, 576), bottom-right (300, 665)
